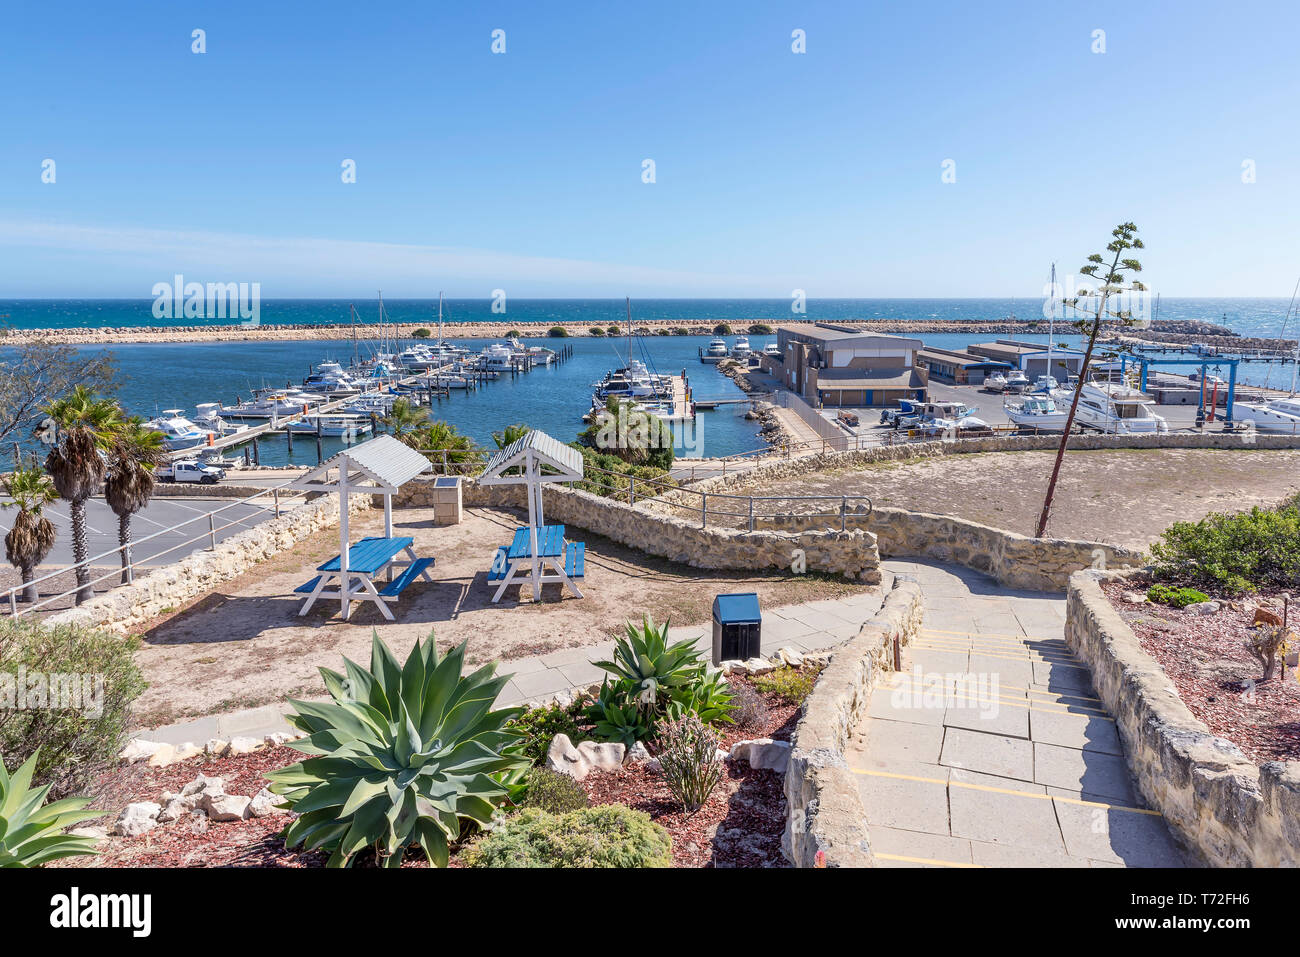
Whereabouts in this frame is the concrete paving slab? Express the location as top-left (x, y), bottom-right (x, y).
top-left (857, 771), bottom-right (951, 835)
top-left (1028, 706), bottom-right (1124, 755)
top-left (864, 718), bottom-right (946, 765)
top-left (940, 727), bottom-right (1035, 780)
top-left (948, 782), bottom-right (1066, 851)
top-left (1033, 742), bottom-right (1140, 804)
top-left (1053, 799), bottom-right (1186, 866)
top-left (870, 826), bottom-right (975, 867)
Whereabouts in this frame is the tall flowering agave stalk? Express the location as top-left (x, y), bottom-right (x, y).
top-left (266, 633), bottom-right (528, 868)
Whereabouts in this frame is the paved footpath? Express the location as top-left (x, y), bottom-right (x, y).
top-left (139, 588), bottom-right (887, 747)
top-left (853, 560), bottom-right (1186, 868)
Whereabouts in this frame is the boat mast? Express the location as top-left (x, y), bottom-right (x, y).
top-left (438, 291), bottom-right (444, 346)
top-left (626, 296), bottom-right (632, 366)
top-left (1047, 263), bottom-right (1055, 385)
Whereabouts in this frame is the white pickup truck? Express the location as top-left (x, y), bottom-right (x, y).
top-left (158, 461), bottom-right (226, 485)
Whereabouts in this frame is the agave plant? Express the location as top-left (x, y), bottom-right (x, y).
top-left (266, 633), bottom-right (529, 868)
top-left (587, 679), bottom-right (655, 747)
top-left (0, 750), bottom-right (100, 867)
top-left (593, 615), bottom-right (707, 712)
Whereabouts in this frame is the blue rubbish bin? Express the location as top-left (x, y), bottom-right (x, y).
top-left (712, 592), bottom-right (762, 665)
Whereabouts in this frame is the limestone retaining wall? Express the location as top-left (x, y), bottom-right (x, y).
top-left (755, 506), bottom-right (1142, 592)
top-left (783, 576), bottom-right (924, 867)
top-left (395, 478), bottom-right (882, 581)
top-left (46, 493), bottom-right (371, 635)
top-left (1066, 571), bottom-right (1300, 866)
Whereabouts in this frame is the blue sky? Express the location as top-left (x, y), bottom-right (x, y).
top-left (2, 0), bottom-right (1297, 297)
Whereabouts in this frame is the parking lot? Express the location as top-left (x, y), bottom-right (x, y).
top-left (0, 495), bottom-right (279, 570)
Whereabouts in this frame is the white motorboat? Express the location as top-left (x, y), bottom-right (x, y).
top-left (192, 403), bottom-right (248, 437)
top-left (479, 343), bottom-right (516, 372)
top-left (221, 390), bottom-right (322, 420)
top-left (730, 336), bottom-right (752, 358)
top-left (1004, 394), bottom-right (1072, 431)
top-left (1067, 382), bottom-right (1168, 434)
top-left (144, 410), bottom-right (211, 451)
top-left (983, 372), bottom-right (1008, 392)
top-left (1030, 375), bottom-right (1059, 393)
top-left (304, 360), bottom-right (363, 395)
top-left (1003, 371), bottom-right (1031, 394)
top-left (1234, 396), bottom-right (1300, 433)
top-left (285, 414), bottom-right (375, 437)
top-left (762, 342), bottom-right (781, 357)
top-left (700, 338), bottom-right (729, 363)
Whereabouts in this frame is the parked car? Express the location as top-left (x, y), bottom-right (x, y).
top-left (158, 460), bottom-right (226, 484)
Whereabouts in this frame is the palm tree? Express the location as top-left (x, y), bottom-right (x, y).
top-left (104, 416), bottom-right (164, 584)
top-left (1, 460), bottom-right (58, 603)
top-left (381, 398), bottom-right (430, 447)
top-left (417, 420), bottom-right (485, 472)
top-left (38, 386), bottom-right (122, 604)
top-left (492, 423), bottom-right (531, 450)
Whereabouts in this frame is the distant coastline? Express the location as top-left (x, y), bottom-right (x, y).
top-left (0, 317), bottom-right (1243, 347)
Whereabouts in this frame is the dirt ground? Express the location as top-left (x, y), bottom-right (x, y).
top-left (730, 448), bottom-right (1300, 549)
top-left (132, 505), bottom-right (866, 727)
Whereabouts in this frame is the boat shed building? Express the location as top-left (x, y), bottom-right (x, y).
top-left (771, 324), bottom-right (927, 407)
top-left (966, 339), bottom-right (1087, 380)
top-left (916, 346), bottom-right (1014, 385)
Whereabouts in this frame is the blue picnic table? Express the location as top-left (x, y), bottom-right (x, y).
top-left (297, 535), bottom-right (434, 620)
top-left (489, 524), bottom-right (585, 603)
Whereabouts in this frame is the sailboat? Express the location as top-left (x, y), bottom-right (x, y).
top-left (1235, 276), bottom-right (1300, 433)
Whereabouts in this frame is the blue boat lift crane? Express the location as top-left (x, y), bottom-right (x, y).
top-left (1118, 354), bottom-right (1242, 426)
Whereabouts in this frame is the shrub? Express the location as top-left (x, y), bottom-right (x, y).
top-left (465, 805), bottom-right (671, 868)
top-left (571, 446), bottom-right (675, 501)
top-left (656, 715), bottom-right (725, 814)
top-left (578, 398), bottom-right (675, 471)
top-left (519, 767), bottom-right (589, 814)
top-left (1149, 500), bottom-right (1300, 595)
top-left (1145, 583), bottom-right (1210, 608)
top-left (265, 633), bottom-right (528, 868)
top-left (670, 327), bottom-right (689, 335)
top-left (0, 618), bottom-right (146, 799)
top-left (505, 328), bottom-right (521, 337)
top-left (752, 664), bottom-right (822, 706)
top-left (1244, 625), bottom-right (1288, 681)
top-left (729, 681), bottom-right (769, 733)
top-left (411, 328), bottom-right (432, 338)
top-left (506, 701), bottom-right (589, 764)
top-left (747, 323), bottom-right (773, 334)
top-left (606, 325), bottom-right (621, 335)
top-left (588, 326), bottom-right (606, 337)
top-left (547, 326), bottom-right (568, 337)
top-left (0, 750), bottom-right (100, 867)
top-left (713, 323), bottom-right (733, 335)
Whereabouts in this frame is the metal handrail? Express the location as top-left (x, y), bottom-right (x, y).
top-left (1, 479), bottom-right (312, 616)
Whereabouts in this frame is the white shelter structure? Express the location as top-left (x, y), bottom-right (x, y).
top-left (478, 430), bottom-right (585, 602)
top-left (290, 434), bottom-right (432, 616)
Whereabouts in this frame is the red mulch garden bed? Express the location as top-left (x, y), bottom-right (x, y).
top-left (70, 674), bottom-right (807, 868)
top-left (1101, 578), bottom-right (1300, 764)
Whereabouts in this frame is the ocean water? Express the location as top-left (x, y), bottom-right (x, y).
top-left (0, 297), bottom-right (1295, 338)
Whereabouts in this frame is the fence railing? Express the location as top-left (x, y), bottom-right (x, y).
top-left (2, 479), bottom-right (312, 617)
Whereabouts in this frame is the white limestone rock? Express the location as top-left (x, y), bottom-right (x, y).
top-left (625, 741), bottom-right (652, 765)
top-left (263, 732), bottom-right (293, 748)
top-left (247, 787), bottom-right (280, 818)
top-left (146, 743), bottom-right (179, 767)
top-left (179, 773), bottom-right (225, 809)
top-left (1188, 601), bottom-right (1222, 616)
top-left (742, 657), bottom-right (775, 675)
top-left (156, 797), bottom-right (190, 824)
top-left (776, 647), bottom-right (805, 667)
top-left (729, 738), bottom-right (792, 773)
top-left (113, 802), bottom-right (161, 837)
top-left (545, 734), bottom-right (626, 780)
top-left (204, 793), bottom-right (252, 822)
top-left (119, 739), bottom-right (163, 764)
top-left (205, 738), bottom-right (230, 757)
top-left (69, 825), bottom-right (109, 842)
top-left (227, 736), bottom-right (263, 756)
top-left (173, 741), bottom-right (204, 761)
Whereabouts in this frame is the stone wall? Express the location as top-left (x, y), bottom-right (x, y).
top-left (754, 506), bottom-right (1143, 592)
top-left (1066, 571), bottom-right (1300, 866)
top-left (394, 478), bottom-right (883, 581)
top-left (783, 575), bottom-right (924, 867)
top-left (46, 493), bottom-right (370, 635)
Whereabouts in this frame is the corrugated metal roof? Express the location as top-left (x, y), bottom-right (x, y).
top-left (292, 433), bottom-right (431, 491)
top-left (815, 368), bottom-right (928, 390)
top-left (479, 429), bottom-right (584, 481)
